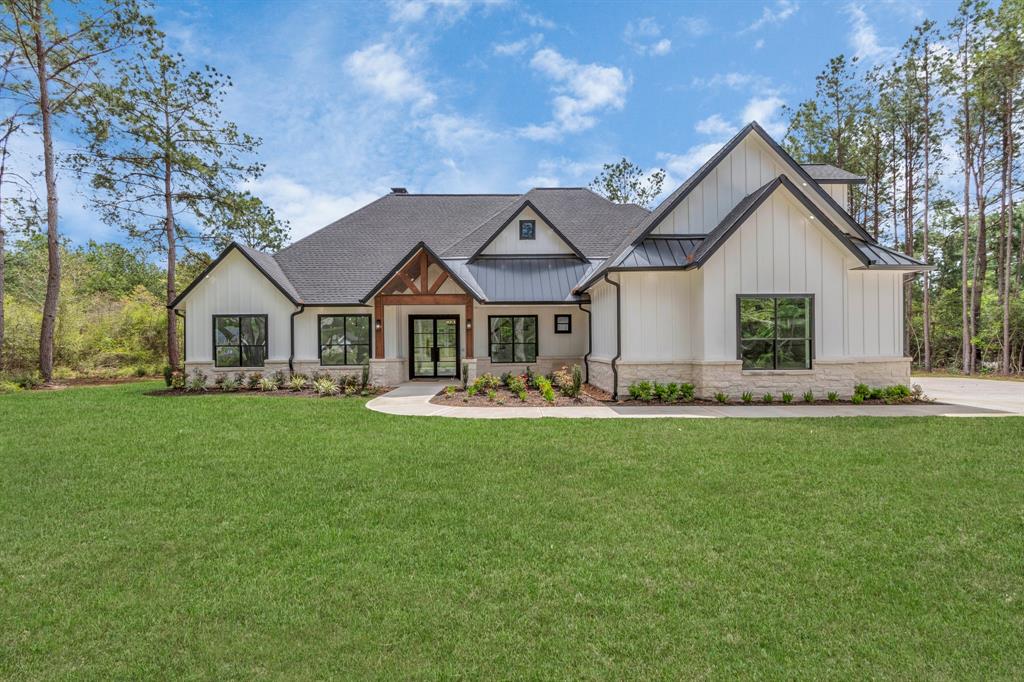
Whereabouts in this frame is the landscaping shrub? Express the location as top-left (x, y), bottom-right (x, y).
top-left (552, 366), bottom-right (573, 394)
top-left (715, 392), bottom-right (729, 404)
top-left (258, 377), bottom-right (278, 392)
top-left (186, 370), bottom-right (207, 393)
top-left (473, 373), bottom-right (502, 391)
top-left (571, 364), bottom-right (582, 397)
top-left (655, 382), bottom-right (680, 402)
top-left (313, 377), bottom-right (339, 396)
top-left (461, 362), bottom-right (469, 389)
top-left (288, 375), bottom-right (308, 391)
top-left (781, 392), bottom-right (794, 404)
top-left (170, 370), bottom-right (186, 390)
top-left (881, 384), bottom-right (913, 404)
top-left (628, 381), bottom-right (654, 402)
top-left (360, 364), bottom-right (370, 389)
top-left (802, 390), bottom-right (814, 403)
top-left (854, 383), bottom-right (871, 400)
top-left (163, 365), bottom-right (174, 387)
top-left (500, 371), bottom-right (512, 387)
top-left (444, 385), bottom-right (457, 397)
top-left (762, 392), bottom-right (773, 404)
top-left (535, 376), bottom-right (556, 403)
top-left (680, 383), bottom-right (695, 402)
top-left (827, 391), bottom-right (839, 403)
top-left (524, 366), bottom-right (537, 388)
top-left (487, 389), bottom-right (497, 402)
top-left (247, 372), bottom-right (263, 390)
top-left (741, 391), bottom-right (753, 404)
top-left (220, 377), bottom-right (239, 392)
top-left (506, 374), bottom-right (527, 394)
top-left (851, 393), bottom-right (864, 405)
top-left (0, 380), bottom-right (23, 394)
top-left (467, 384), bottom-right (478, 397)
top-left (270, 370), bottom-right (286, 387)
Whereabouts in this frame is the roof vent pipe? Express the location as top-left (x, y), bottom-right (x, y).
top-left (390, 187), bottom-right (408, 194)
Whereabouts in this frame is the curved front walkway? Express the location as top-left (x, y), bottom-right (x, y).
top-left (366, 381), bottom-right (1011, 419)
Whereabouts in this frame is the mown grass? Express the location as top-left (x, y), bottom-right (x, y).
top-left (2, 383), bottom-right (1023, 679)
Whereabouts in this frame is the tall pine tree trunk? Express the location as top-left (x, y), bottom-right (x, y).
top-left (33, 0), bottom-right (59, 382)
top-left (163, 145), bottom-right (179, 370)
top-left (970, 132), bottom-right (988, 374)
top-left (961, 97), bottom-right (972, 374)
top-left (1001, 97), bottom-right (1013, 373)
top-left (922, 57), bottom-right (932, 372)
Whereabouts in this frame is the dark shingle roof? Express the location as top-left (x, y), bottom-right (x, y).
top-left (235, 243), bottom-right (302, 303)
top-left (801, 163), bottom-right (866, 183)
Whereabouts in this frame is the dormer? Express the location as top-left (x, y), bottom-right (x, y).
top-left (473, 199), bottom-right (585, 260)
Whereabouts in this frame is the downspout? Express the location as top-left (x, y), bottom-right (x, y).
top-left (577, 302), bottom-right (591, 384)
top-left (289, 305), bottom-right (305, 374)
top-left (602, 274), bottom-right (621, 400)
top-left (173, 310), bottom-right (186, 363)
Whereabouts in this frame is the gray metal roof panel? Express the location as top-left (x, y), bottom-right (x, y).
top-left (617, 236), bottom-right (704, 269)
top-left (454, 257), bottom-right (594, 302)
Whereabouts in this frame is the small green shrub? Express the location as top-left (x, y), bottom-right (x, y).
top-left (517, 389), bottom-right (527, 401)
top-left (655, 382), bottom-right (680, 402)
top-left (462, 362), bottom-right (469, 389)
top-left (715, 392), bottom-right (729, 404)
top-left (571, 364), bottom-right (583, 398)
top-left (0, 380), bottom-right (23, 394)
top-left (444, 385), bottom-right (457, 397)
top-left (802, 390), bottom-right (814, 403)
top-left (854, 383), bottom-right (871, 400)
top-left (500, 371), bottom-right (512, 387)
top-left (851, 393), bottom-right (864, 405)
top-left (881, 384), bottom-right (913, 404)
top-left (487, 389), bottom-right (497, 402)
top-left (827, 391), bottom-right (839, 403)
top-left (628, 381), bottom-right (654, 402)
top-left (163, 365), bottom-right (174, 387)
top-left (134, 365), bottom-right (147, 377)
top-left (258, 377), bottom-right (278, 392)
top-left (246, 372), bottom-right (263, 390)
top-left (467, 385), bottom-right (478, 397)
top-left (343, 384), bottom-right (357, 396)
top-left (781, 392), bottom-right (793, 404)
top-left (288, 375), bottom-right (308, 391)
top-left (313, 377), bottom-right (339, 396)
top-left (507, 375), bottom-right (527, 394)
top-left (680, 383), bottom-right (695, 402)
top-left (170, 370), bottom-right (186, 390)
top-left (473, 373), bottom-right (501, 391)
top-left (186, 370), bottom-right (208, 393)
top-left (220, 377), bottom-right (239, 392)
top-left (762, 393), bottom-right (773, 404)
top-left (360, 364), bottom-right (370, 389)
top-left (741, 391), bottom-right (753, 404)
top-left (536, 376), bottom-right (556, 403)
top-left (270, 370), bottom-right (286, 387)
top-left (524, 366), bottom-right (537, 388)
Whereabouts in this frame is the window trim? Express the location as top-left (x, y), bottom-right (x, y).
top-left (487, 314), bottom-right (539, 364)
top-left (212, 314), bottom-right (269, 368)
top-left (554, 313), bottom-right (572, 334)
top-left (318, 313), bottom-right (372, 366)
top-left (735, 294), bottom-right (815, 370)
top-left (518, 219), bottom-right (536, 240)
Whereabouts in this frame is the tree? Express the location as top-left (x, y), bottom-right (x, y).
top-left (589, 158), bottom-right (666, 208)
top-left (71, 38), bottom-right (285, 370)
top-left (0, 0), bottom-right (151, 381)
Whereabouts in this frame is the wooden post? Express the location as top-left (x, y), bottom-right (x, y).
top-left (419, 249), bottom-right (429, 294)
top-left (374, 296), bottom-right (384, 358)
top-left (465, 300), bottom-right (474, 359)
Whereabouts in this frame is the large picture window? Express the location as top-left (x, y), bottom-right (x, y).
top-left (319, 314), bottom-right (371, 365)
top-left (737, 295), bottom-right (813, 370)
top-left (214, 315), bottom-right (267, 367)
top-left (488, 315), bottom-right (537, 363)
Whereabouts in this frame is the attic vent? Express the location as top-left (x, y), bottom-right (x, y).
top-left (390, 187), bottom-right (408, 194)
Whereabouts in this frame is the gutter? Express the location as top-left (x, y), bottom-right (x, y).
top-left (289, 305), bottom-right (305, 373)
top-left (173, 310), bottom-right (186, 363)
top-left (602, 274), bottom-right (621, 400)
top-left (577, 302), bottom-right (591, 384)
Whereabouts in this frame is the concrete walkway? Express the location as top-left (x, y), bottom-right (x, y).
top-left (367, 381), bottom-right (1013, 419)
top-left (914, 376), bottom-right (1024, 415)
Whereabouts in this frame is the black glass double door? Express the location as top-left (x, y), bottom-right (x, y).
top-left (410, 316), bottom-right (459, 379)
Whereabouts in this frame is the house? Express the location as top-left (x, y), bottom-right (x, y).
top-left (170, 122), bottom-right (930, 398)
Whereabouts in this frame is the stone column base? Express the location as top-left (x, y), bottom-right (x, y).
top-left (462, 358), bottom-right (478, 385)
top-left (369, 358), bottom-right (406, 387)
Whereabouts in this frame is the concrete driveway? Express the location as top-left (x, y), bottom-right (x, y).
top-left (914, 376), bottom-right (1024, 415)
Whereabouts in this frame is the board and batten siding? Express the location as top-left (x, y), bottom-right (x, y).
top-left (652, 133), bottom-right (858, 238)
top-left (617, 271), bottom-right (695, 362)
top-left (181, 249), bottom-right (297, 363)
top-left (823, 183), bottom-right (849, 211)
top-left (480, 206), bottom-right (575, 256)
top-left (698, 187), bottom-right (903, 361)
top-left (293, 306), bottom-right (374, 363)
top-left (472, 304), bottom-right (586, 359)
top-left (589, 279), bottom-right (618, 360)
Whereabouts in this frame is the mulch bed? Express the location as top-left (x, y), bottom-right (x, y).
top-left (431, 384), bottom-right (607, 407)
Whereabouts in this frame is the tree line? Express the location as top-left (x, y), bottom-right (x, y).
top-left (0, 0), bottom-right (286, 383)
top-left (782, 0), bottom-right (1023, 374)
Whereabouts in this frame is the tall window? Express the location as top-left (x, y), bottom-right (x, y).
top-left (738, 296), bottom-right (813, 370)
top-left (214, 315), bottom-right (267, 367)
top-left (489, 315), bottom-right (537, 363)
top-left (519, 219), bottom-right (536, 240)
top-left (319, 314), bottom-right (371, 365)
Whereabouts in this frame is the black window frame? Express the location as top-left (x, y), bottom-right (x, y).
top-left (318, 313), bottom-right (372, 366)
top-left (487, 314), bottom-right (538, 364)
top-left (736, 294), bottom-right (814, 370)
top-left (518, 219), bottom-right (536, 240)
top-left (213, 314), bottom-right (268, 368)
top-left (554, 314), bottom-right (572, 334)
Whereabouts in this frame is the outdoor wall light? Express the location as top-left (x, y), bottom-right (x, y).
top-left (466, 319), bottom-right (472, 330)
top-left (375, 319), bottom-right (382, 331)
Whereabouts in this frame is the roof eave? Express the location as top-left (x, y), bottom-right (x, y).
top-left (167, 241), bottom-right (302, 309)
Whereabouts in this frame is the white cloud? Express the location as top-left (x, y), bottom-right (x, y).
top-left (624, 17), bottom-right (672, 56)
top-left (845, 4), bottom-right (896, 63)
top-left (754, 38), bottom-right (765, 49)
top-left (419, 113), bottom-right (501, 151)
top-left (657, 143), bottom-right (727, 179)
top-left (493, 33), bottom-right (543, 56)
top-left (691, 72), bottom-right (771, 90)
top-left (244, 175), bottom-right (380, 243)
top-left (742, 94), bottom-right (786, 137)
top-left (741, 0), bottom-right (799, 33)
top-left (695, 114), bottom-right (738, 137)
top-left (520, 10), bottom-right (555, 29)
top-left (520, 48), bottom-right (629, 139)
top-left (678, 16), bottom-right (710, 38)
top-left (386, 0), bottom-right (508, 24)
top-left (344, 43), bottom-right (436, 109)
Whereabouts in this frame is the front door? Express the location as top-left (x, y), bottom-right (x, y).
top-left (410, 316), bottom-right (460, 379)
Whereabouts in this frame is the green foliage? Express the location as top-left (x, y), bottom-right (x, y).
top-left (741, 391), bottom-right (753, 403)
top-left (288, 375), bottom-right (308, 392)
top-left (679, 383), bottom-right (695, 402)
top-left (715, 392), bottom-right (729, 404)
top-left (473, 373), bottom-right (502, 392)
top-left (782, 392), bottom-right (794, 404)
top-left (258, 377), bottom-right (278, 392)
top-left (486, 389), bottom-right (497, 402)
top-left (762, 393), bottom-right (774, 404)
top-left (247, 373), bottom-right (263, 390)
top-left (854, 384), bottom-right (871, 400)
top-left (444, 385), bottom-right (456, 397)
top-left (186, 370), bottom-right (207, 393)
top-left (655, 382), bottom-right (680, 402)
top-left (628, 381), bottom-right (654, 402)
top-left (506, 375), bottom-right (526, 394)
top-left (169, 370), bottom-right (186, 390)
top-left (828, 391), bottom-right (840, 403)
top-left (803, 390), bottom-right (815, 403)
top-left (535, 376), bottom-right (555, 403)
top-left (467, 385), bottom-right (478, 397)
top-left (851, 393), bottom-right (865, 405)
top-left (589, 158), bottom-right (667, 208)
top-left (220, 377), bottom-right (239, 392)
top-left (313, 377), bottom-right (339, 397)
top-left (360, 364), bottom-right (370, 389)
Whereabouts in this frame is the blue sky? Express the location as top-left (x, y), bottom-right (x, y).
top-left (52, 0), bottom-right (960, 246)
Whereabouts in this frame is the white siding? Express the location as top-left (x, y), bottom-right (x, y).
top-left (698, 187), bottom-right (901, 361)
top-left (590, 279), bottom-right (618, 360)
top-left (824, 183), bottom-right (849, 211)
top-left (652, 134), bottom-right (861, 238)
top-left (481, 206), bottom-right (575, 255)
top-left (181, 249), bottom-right (297, 364)
top-left (619, 271), bottom-right (694, 361)
top-left (472, 304), bottom-right (587, 359)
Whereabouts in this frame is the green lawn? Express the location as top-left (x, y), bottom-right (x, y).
top-left (2, 383), bottom-right (1023, 679)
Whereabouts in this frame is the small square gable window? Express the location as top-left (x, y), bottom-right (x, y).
top-left (519, 219), bottom-right (536, 240)
top-left (554, 314), bottom-right (571, 334)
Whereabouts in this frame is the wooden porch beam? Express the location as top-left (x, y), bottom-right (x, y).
top-left (419, 249), bottom-right (429, 294)
top-left (377, 294), bottom-right (470, 305)
top-left (397, 271), bottom-right (420, 294)
top-left (427, 270), bottom-right (449, 294)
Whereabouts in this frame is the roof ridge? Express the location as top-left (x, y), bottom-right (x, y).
top-left (438, 193), bottom-right (526, 257)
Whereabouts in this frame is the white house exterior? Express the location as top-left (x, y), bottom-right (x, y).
top-left (171, 122), bottom-right (929, 398)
